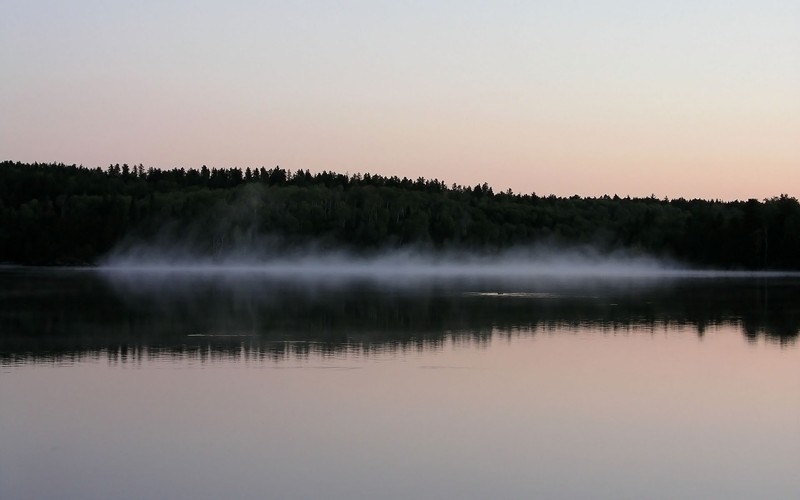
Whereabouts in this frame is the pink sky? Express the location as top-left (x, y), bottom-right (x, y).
top-left (1, 1), bottom-right (798, 200)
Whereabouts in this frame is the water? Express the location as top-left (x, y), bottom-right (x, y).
top-left (1, 268), bottom-right (799, 499)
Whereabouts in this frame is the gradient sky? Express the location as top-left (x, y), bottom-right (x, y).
top-left (1, 0), bottom-right (798, 199)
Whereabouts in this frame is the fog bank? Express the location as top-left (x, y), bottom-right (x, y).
top-left (97, 244), bottom-right (773, 280)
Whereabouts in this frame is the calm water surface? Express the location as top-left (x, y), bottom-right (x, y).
top-left (1, 268), bottom-right (799, 499)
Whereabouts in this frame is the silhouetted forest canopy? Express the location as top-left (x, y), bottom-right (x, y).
top-left (1, 161), bottom-right (799, 268)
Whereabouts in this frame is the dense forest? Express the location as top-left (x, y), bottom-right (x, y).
top-left (1, 160), bottom-right (799, 269)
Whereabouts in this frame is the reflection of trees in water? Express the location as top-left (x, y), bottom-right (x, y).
top-left (2, 335), bottom-right (494, 366)
top-left (1, 272), bottom-right (798, 364)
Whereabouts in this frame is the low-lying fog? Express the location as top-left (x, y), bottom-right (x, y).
top-left (98, 245), bottom-right (797, 280)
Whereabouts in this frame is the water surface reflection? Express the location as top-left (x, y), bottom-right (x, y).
top-left (2, 268), bottom-right (799, 500)
top-left (1, 268), bottom-right (797, 365)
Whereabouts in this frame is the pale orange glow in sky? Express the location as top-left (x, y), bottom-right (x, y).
top-left (1, 1), bottom-right (798, 200)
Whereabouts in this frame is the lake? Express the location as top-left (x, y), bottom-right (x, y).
top-left (1, 267), bottom-right (799, 499)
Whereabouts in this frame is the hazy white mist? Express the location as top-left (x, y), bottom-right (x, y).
top-left (99, 244), bottom-right (716, 280)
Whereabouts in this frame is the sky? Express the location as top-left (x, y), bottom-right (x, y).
top-left (1, 0), bottom-right (798, 200)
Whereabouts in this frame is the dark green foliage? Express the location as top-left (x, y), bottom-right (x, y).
top-left (1, 160), bottom-right (799, 268)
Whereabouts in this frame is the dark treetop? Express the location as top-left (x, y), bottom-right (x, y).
top-left (1, 161), bottom-right (799, 268)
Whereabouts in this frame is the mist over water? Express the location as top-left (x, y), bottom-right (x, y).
top-left (100, 243), bottom-right (799, 281)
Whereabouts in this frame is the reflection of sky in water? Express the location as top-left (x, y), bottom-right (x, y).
top-left (2, 324), bottom-right (798, 500)
top-left (1, 269), bottom-right (799, 499)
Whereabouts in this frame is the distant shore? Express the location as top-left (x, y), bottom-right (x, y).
top-left (2, 161), bottom-right (799, 270)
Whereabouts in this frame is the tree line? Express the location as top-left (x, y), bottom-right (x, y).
top-left (1, 161), bottom-right (799, 268)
